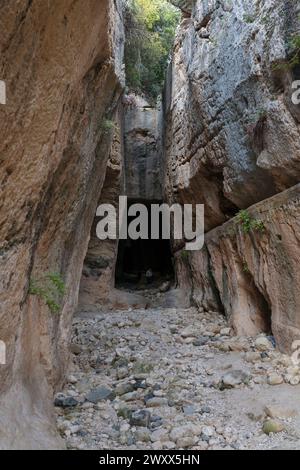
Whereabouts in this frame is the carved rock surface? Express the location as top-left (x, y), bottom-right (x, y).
top-left (78, 109), bottom-right (124, 311)
top-left (124, 96), bottom-right (163, 201)
top-left (186, 184), bottom-right (300, 352)
top-left (0, 0), bottom-right (124, 449)
top-left (165, 0), bottom-right (300, 232)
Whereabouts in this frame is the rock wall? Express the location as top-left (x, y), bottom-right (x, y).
top-left (124, 95), bottom-right (163, 201)
top-left (166, 0), bottom-right (300, 351)
top-left (189, 183), bottom-right (300, 352)
top-left (165, 0), bottom-right (300, 231)
top-left (78, 93), bottom-right (166, 312)
top-left (0, 0), bottom-right (124, 449)
top-left (78, 108), bottom-right (125, 311)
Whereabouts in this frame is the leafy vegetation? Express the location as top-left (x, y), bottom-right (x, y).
top-left (243, 14), bottom-right (255, 24)
top-left (181, 249), bottom-right (190, 263)
top-left (272, 34), bottom-right (300, 71)
top-left (101, 119), bottom-right (116, 135)
top-left (242, 261), bottom-right (250, 274)
top-left (124, 0), bottom-right (180, 102)
top-left (29, 272), bottom-right (66, 314)
top-left (236, 210), bottom-right (266, 234)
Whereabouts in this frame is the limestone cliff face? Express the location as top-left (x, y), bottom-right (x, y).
top-left (124, 96), bottom-right (163, 201)
top-left (165, 0), bottom-right (300, 231)
top-left (78, 108), bottom-right (124, 311)
top-left (189, 184), bottom-right (300, 352)
top-left (0, 0), bottom-right (124, 449)
top-left (166, 0), bottom-right (300, 351)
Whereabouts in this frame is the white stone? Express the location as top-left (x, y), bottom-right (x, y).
top-left (255, 337), bottom-right (273, 352)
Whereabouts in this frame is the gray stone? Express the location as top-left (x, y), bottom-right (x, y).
top-left (115, 382), bottom-right (135, 396)
top-left (177, 436), bottom-right (195, 448)
top-left (220, 370), bottom-right (251, 389)
top-left (265, 405), bottom-right (297, 419)
top-left (86, 386), bottom-right (115, 403)
top-left (183, 405), bottom-right (196, 416)
top-left (255, 337), bottom-right (273, 352)
top-left (146, 397), bottom-right (169, 407)
top-left (267, 374), bottom-right (283, 386)
top-left (193, 337), bottom-right (209, 347)
top-left (130, 410), bottom-right (151, 428)
top-left (54, 394), bottom-right (78, 408)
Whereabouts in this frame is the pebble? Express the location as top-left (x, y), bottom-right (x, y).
top-left (201, 426), bottom-right (215, 440)
top-left (267, 374), bottom-right (283, 385)
top-left (263, 419), bottom-right (285, 435)
top-left (115, 383), bottom-right (134, 396)
top-left (130, 410), bottom-right (151, 428)
top-left (146, 397), bottom-right (168, 407)
top-left (193, 337), bottom-right (209, 347)
top-left (169, 424), bottom-right (202, 442)
top-left (220, 370), bottom-right (251, 389)
top-left (86, 387), bottom-right (115, 403)
top-left (255, 337), bottom-right (273, 352)
top-left (177, 436), bottom-right (196, 448)
top-left (265, 405), bottom-right (297, 419)
top-left (181, 326), bottom-right (196, 338)
top-left (54, 394), bottom-right (78, 408)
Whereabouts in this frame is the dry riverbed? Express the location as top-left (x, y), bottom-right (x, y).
top-left (55, 303), bottom-right (300, 450)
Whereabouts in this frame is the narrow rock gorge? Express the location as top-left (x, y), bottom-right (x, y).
top-left (1, 0), bottom-right (300, 451)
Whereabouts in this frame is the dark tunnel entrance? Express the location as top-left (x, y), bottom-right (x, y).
top-left (115, 200), bottom-right (175, 289)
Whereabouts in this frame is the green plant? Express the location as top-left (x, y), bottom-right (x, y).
top-left (124, 0), bottom-right (180, 102)
top-left (243, 14), bottom-right (255, 24)
top-left (29, 272), bottom-right (65, 314)
top-left (236, 210), bottom-right (266, 234)
top-left (181, 249), bottom-right (190, 262)
top-left (242, 261), bottom-right (250, 274)
top-left (101, 119), bottom-right (116, 134)
top-left (248, 108), bottom-right (267, 124)
top-left (272, 34), bottom-right (300, 71)
top-left (261, 15), bottom-right (269, 25)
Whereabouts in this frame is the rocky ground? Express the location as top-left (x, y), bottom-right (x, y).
top-left (55, 292), bottom-right (300, 450)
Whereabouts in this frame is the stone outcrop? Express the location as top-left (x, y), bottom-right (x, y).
top-left (166, 0), bottom-right (300, 351)
top-left (0, 0), bottom-right (124, 449)
top-left (187, 183), bottom-right (300, 351)
top-left (124, 95), bottom-right (163, 201)
top-left (171, 0), bottom-right (194, 16)
top-left (165, 0), bottom-right (300, 232)
top-left (78, 108), bottom-right (126, 311)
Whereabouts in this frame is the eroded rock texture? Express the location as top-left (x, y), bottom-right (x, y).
top-left (165, 0), bottom-right (300, 231)
top-left (188, 184), bottom-right (300, 352)
top-left (167, 0), bottom-right (300, 351)
top-left (0, 0), bottom-right (124, 449)
top-left (78, 109), bottom-right (125, 311)
top-left (124, 95), bottom-right (163, 201)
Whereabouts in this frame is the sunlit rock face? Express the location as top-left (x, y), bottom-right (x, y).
top-left (166, 0), bottom-right (300, 351)
top-left (171, 0), bottom-right (194, 16)
top-left (165, 0), bottom-right (300, 232)
top-left (0, 0), bottom-right (124, 449)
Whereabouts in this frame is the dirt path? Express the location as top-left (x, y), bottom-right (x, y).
top-left (55, 304), bottom-right (300, 450)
